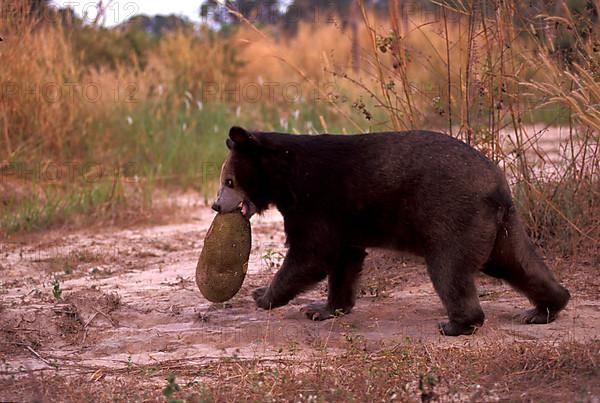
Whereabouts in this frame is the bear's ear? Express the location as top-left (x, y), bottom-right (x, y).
top-left (228, 126), bottom-right (259, 150)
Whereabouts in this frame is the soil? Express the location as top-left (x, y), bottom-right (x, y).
top-left (1, 200), bottom-right (599, 401)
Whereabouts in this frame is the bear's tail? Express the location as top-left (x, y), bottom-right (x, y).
top-left (484, 206), bottom-right (570, 323)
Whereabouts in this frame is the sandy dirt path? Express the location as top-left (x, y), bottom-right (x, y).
top-left (1, 202), bottom-right (598, 380)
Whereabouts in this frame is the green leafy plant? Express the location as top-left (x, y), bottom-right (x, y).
top-left (162, 373), bottom-right (182, 403)
top-left (52, 279), bottom-right (62, 300)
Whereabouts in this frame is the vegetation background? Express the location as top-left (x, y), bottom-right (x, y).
top-left (0, 0), bottom-right (598, 258)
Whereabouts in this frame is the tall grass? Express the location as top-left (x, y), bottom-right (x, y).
top-left (0, 5), bottom-right (348, 233)
top-left (342, 0), bottom-right (599, 254)
top-left (0, 0), bottom-right (598, 256)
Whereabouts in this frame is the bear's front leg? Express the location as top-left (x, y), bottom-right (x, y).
top-left (251, 287), bottom-right (272, 309)
top-left (300, 302), bottom-right (344, 320)
top-left (301, 247), bottom-right (366, 321)
top-left (252, 245), bottom-right (331, 310)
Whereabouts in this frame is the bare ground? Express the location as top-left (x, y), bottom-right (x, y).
top-left (1, 199), bottom-right (599, 402)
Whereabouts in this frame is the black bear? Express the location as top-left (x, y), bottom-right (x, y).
top-left (211, 126), bottom-right (570, 336)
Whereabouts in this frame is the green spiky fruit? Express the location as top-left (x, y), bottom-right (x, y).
top-left (196, 212), bottom-right (251, 302)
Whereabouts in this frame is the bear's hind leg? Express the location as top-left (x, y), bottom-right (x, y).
top-left (302, 247), bottom-right (366, 321)
top-left (426, 248), bottom-right (487, 336)
top-left (483, 211), bottom-right (570, 324)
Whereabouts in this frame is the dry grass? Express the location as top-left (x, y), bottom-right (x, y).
top-left (0, 0), bottom-right (598, 254)
top-left (0, 23), bottom-right (80, 157)
top-left (2, 339), bottom-right (598, 401)
top-left (335, 1), bottom-right (600, 255)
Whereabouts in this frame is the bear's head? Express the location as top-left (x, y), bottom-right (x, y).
top-left (212, 126), bottom-right (281, 217)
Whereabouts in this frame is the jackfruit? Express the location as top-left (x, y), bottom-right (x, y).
top-left (196, 212), bottom-right (251, 302)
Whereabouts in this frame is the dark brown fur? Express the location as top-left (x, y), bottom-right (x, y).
top-left (221, 127), bottom-right (570, 336)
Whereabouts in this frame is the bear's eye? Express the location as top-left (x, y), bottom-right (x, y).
top-left (225, 179), bottom-right (234, 188)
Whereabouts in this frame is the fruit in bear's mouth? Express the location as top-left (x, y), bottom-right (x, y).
top-left (196, 211), bottom-right (251, 303)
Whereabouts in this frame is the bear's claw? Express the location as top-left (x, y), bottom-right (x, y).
top-left (520, 308), bottom-right (556, 324)
top-left (252, 287), bottom-right (272, 310)
top-left (438, 321), bottom-right (480, 336)
top-left (301, 302), bottom-right (348, 321)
